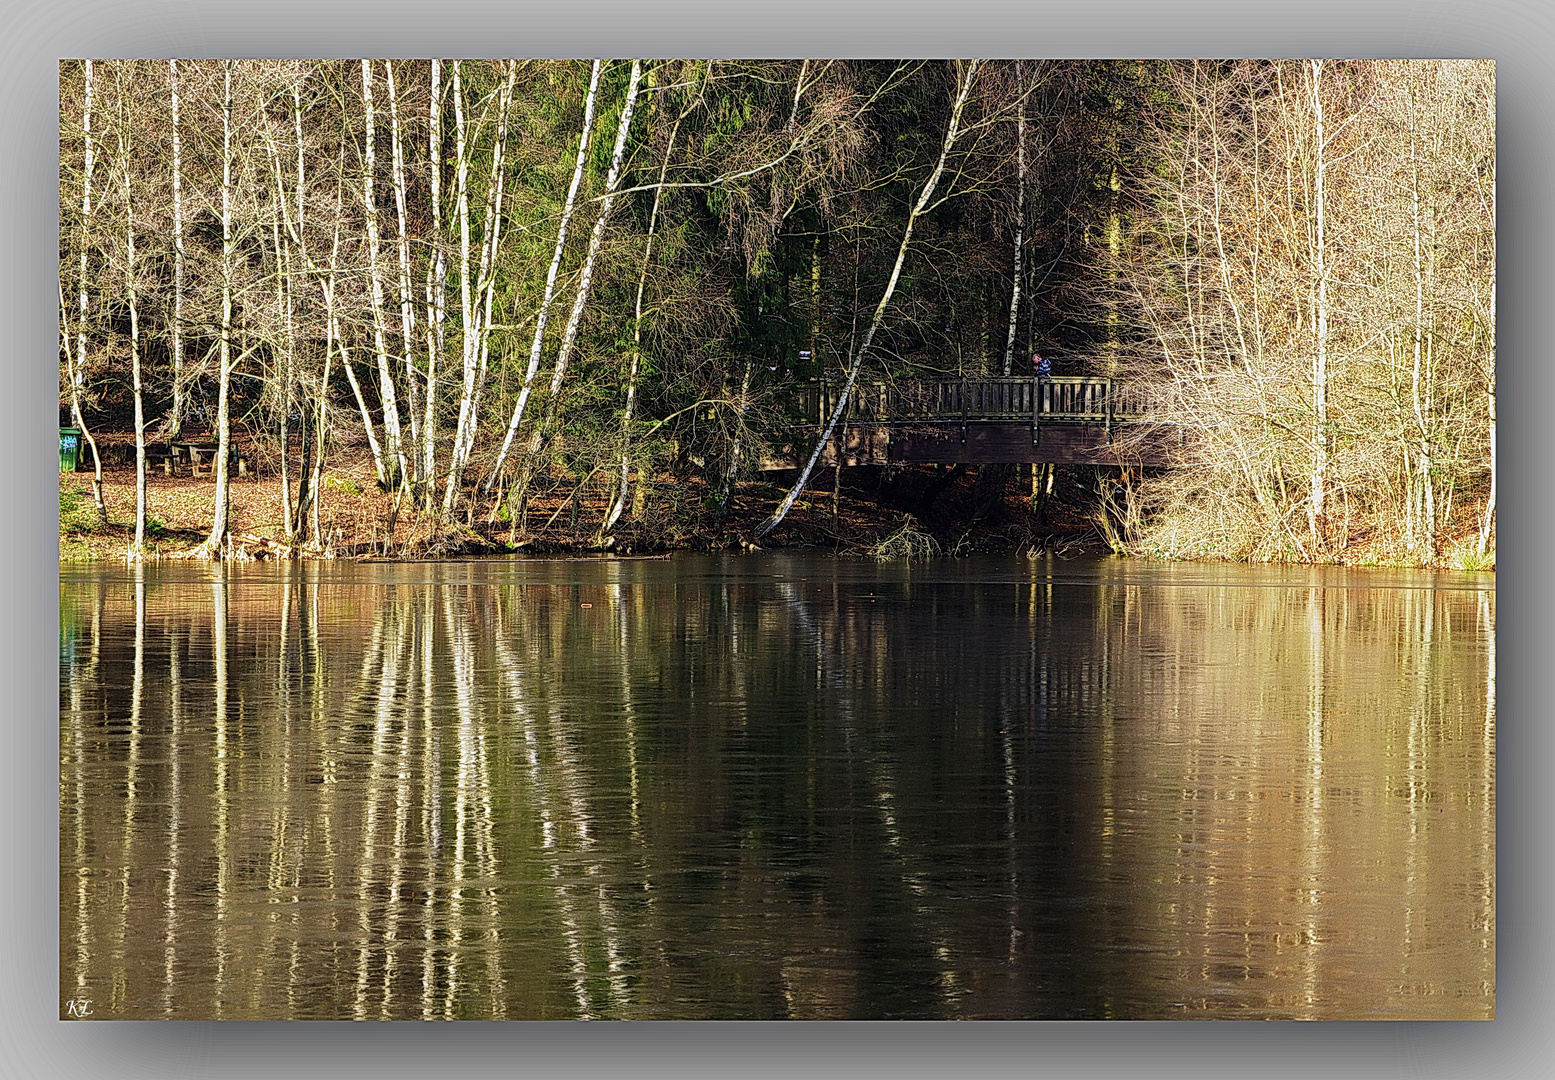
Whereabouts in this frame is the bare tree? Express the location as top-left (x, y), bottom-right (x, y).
top-left (757, 60), bottom-right (983, 539)
top-left (200, 60), bottom-right (238, 557)
top-left (66, 59), bottom-right (107, 524)
top-left (485, 59), bottom-right (604, 495)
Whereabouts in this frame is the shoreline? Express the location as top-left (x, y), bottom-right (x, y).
top-left (58, 436), bottom-right (1491, 571)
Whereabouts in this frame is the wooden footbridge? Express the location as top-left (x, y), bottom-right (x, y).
top-left (769, 376), bottom-right (1182, 469)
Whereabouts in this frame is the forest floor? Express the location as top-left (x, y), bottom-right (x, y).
top-left (59, 430), bottom-right (1106, 563)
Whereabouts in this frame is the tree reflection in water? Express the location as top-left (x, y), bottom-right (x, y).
top-left (59, 555), bottom-right (1495, 1019)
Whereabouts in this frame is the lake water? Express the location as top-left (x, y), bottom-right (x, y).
top-left (59, 553), bottom-right (1494, 1019)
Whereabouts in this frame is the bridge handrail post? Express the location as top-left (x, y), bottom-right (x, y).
top-left (1031, 372), bottom-right (1040, 445)
top-left (960, 377), bottom-right (968, 444)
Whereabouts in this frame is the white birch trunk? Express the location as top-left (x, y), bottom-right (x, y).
top-left (115, 69), bottom-right (147, 554)
top-left (485, 59), bottom-right (603, 492)
top-left (440, 62), bottom-right (477, 517)
top-left (1307, 59), bottom-right (1330, 549)
top-left (204, 60), bottom-right (235, 555)
top-left (71, 58), bottom-right (107, 522)
top-left (1478, 274), bottom-right (1496, 556)
top-left (447, 61), bottom-right (519, 512)
top-left (289, 75), bottom-right (311, 542)
top-left (385, 61), bottom-right (422, 459)
top-left (270, 153), bottom-right (296, 545)
top-left (604, 89), bottom-right (692, 532)
top-left (1409, 118), bottom-right (1435, 559)
top-left (169, 59), bottom-right (186, 441)
top-left (361, 60), bottom-right (408, 488)
top-left (421, 59), bottom-right (445, 511)
top-left (1001, 60), bottom-right (1026, 376)
top-left (535, 61), bottom-right (643, 430)
top-left (757, 60), bottom-right (982, 539)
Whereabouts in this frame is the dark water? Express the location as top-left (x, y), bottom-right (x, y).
top-left (59, 554), bottom-right (1494, 1020)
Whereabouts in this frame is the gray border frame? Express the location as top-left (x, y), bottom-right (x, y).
top-left (8, 2), bottom-right (1543, 1076)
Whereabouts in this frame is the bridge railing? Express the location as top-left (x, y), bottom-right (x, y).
top-left (806, 377), bottom-right (1146, 426)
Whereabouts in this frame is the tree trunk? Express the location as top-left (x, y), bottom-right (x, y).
top-left (1001, 59), bottom-right (1026, 377)
top-left (203, 60), bottom-right (236, 557)
top-left (604, 77), bottom-right (694, 534)
top-left (1306, 59), bottom-right (1330, 551)
top-left (451, 60), bottom-right (520, 512)
top-left (361, 60), bottom-right (409, 491)
top-left (116, 67), bottom-right (148, 555)
top-left (421, 59), bottom-right (446, 513)
top-left (440, 62), bottom-right (477, 517)
top-left (511, 61), bottom-right (643, 514)
top-left (1478, 276), bottom-right (1496, 556)
top-left (757, 60), bottom-right (983, 540)
top-left (385, 61), bottom-right (422, 472)
top-left (168, 59), bottom-right (186, 442)
top-left (73, 58), bottom-right (107, 524)
top-left (486, 59), bottom-right (604, 493)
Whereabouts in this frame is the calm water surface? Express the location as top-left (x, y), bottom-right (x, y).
top-left (59, 553), bottom-right (1494, 1019)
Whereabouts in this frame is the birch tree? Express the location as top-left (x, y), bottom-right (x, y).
top-left (1001, 59), bottom-right (1027, 376)
top-left (67, 59), bottom-right (107, 524)
top-left (168, 59), bottom-right (187, 441)
top-left (112, 61), bottom-right (150, 554)
top-left (485, 59), bottom-right (603, 495)
top-left (1305, 59), bottom-right (1331, 550)
top-left (360, 60), bottom-right (410, 491)
top-left (440, 60), bottom-right (519, 518)
top-left (601, 73), bottom-right (692, 533)
top-left (757, 60), bottom-right (983, 539)
top-left (420, 59), bottom-right (447, 512)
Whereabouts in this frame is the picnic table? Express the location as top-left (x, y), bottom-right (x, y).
top-left (165, 441), bottom-right (250, 478)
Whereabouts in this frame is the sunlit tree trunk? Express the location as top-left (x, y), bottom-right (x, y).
top-left (510, 61), bottom-right (642, 515)
top-left (202, 60), bottom-right (236, 557)
top-left (309, 319), bottom-right (335, 549)
top-left (1478, 271), bottom-right (1495, 557)
top-left (603, 91), bottom-right (690, 533)
top-left (545, 61), bottom-right (643, 403)
top-left (361, 61), bottom-right (409, 491)
top-left (758, 60), bottom-right (983, 539)
top-left (114, 63), bottom-right (148, 554)
top-left (71, 59), bottom-right (107, 524)
top-left (1001, 60), bottom-right (1026, 376)
top-left (486, 59), bottom-right (603, 494)
top-left (447, 60), bottom-right (519, 517)
top-left (287, 75), bottom-right (313, 544)
top-left (441, 62), bottom-right (477, 517)
top-left (1306, 59), bottom-right (1330, 550)
top-left (269, 149), bottom-right (296, 546)
top-left (385, 62), bottom-right (422, 470)
top-left (421, 60), bottom-right (446, 513)
top-left (168, 59), bottom-right (186, 442)
top-left (1408, 106), bottom-right (1436, 560)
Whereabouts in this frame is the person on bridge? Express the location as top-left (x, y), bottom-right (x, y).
top-left (1032, 352), bottom-right (1051, 379)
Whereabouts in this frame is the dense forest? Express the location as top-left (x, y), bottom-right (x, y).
top-left (58, 58), bottom-right (1495, 566)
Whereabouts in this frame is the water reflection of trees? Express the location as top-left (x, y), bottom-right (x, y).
top-left (59, 559), bottom-right (1493, 1019)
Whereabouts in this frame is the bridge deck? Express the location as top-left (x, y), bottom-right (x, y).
top-left (767, 377), bottom-right (1182, 468)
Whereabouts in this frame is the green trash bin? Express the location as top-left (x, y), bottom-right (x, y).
top-left (59, 427), bottom-right (82, 473)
